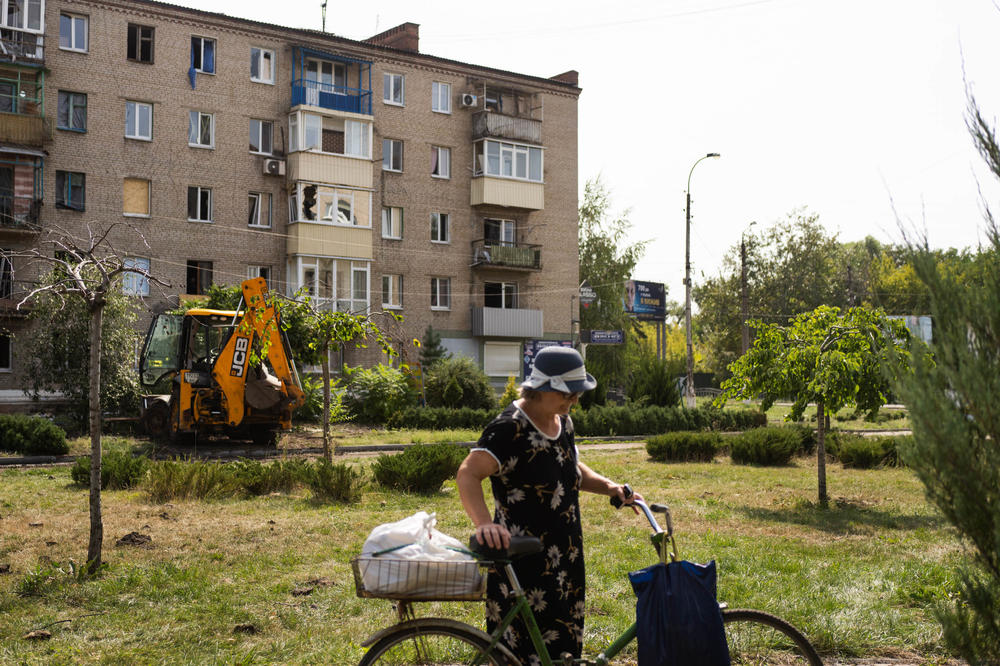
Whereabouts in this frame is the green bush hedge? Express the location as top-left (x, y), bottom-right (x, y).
top-left (729, 427), bottom-right (800, 466)
top-left (372, 443), bottom-right (468, 494)
top-left (424, 356), bottom-right (497, 410)
top-left (646, 432), bottom-right (720, 462)
top-left (386, 406), bottom-right (494, 430)
top-left (305, 459), bottom-right (366, 503)
top-left (571, 405), bottom-right (766, 437)
top-left (0, 414), bottom-right (69, 455)
top-left (782, 423), bottom-right (817, 455)
top-left (70, 448), bottom-right (149, 489)
top-left (230, 458), bottom-right (310, 495)
top-left (344, 364), bottom-right (416, 424)
top-left (831, 433), bottom-right (909, 468)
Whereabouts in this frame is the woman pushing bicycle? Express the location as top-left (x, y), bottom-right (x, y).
top-left (457, 346), bottom-right (643, 663)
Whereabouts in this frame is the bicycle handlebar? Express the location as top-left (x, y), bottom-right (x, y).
top-left (609, 484), bottom-right (672, 537)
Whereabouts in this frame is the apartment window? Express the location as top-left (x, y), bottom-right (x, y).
top-left (474, 139), bottom-right (544, 182)
top-left (1, 252), bottom-right (12, 299)
top-left (344, 120), bottom-right (370, 157)
top-left (383, 73), bottom-right (404, 105)
top-left (187, 186), bottom-right (212, 222)
top-left (59, 13), bottom-right (88, 52)
top-left (431, 146), bottom-right (450, 179)
top-left (430, 212), bottom-right (450, 243)
top-left (249, 119), bottom-right (272, 154)
top-left (125, 101), bottom-right (152, 140)
top-left (382, 274), bottom-right (402, 309)
top-left (122, 257), bottom-right (150, 296)
top-left (188, 111), bottom-right (214, 148)
top-left (55, 171), bottom-right (85, 211)
top-left (381, 206), bottom-right (402, 239)
top-left (485, 218), bottom-right (516, 245)
top-left (432, 81), bottom-right (451, 113)
top-left (484, 342), bottom-right (521, 377)
top-left (57, 91), bottom-right (87, 131)
top-left (186, 260), bottom-right (213, 295)
top-left (123, 178), bottom-right (151, 217)
top-left (248, 192), bottom-right (272, 228)
top-left (0, 332), bottom-right (10, 371)
top-left (352, 268), bottom-right (369, 313)
top-left (127, 24), bottom-right (154, 63)
top-left (191, 36), bottom-right (215, 74)
top-left (320, 191), bottom-right (353, 225)
top-left (247, 265), bottom-right (270, 282)
top-left (382, 139), bottom-right (403, 172)
top-left (430, 277), bottom-right (450, 310)
top-left (250, 47), bottom-right (275, 84)
top-left (485, 282), bottom-right (518, 309)
top-left (4, 0), bottom-right (41, 31)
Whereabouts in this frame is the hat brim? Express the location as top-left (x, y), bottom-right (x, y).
top-left (521, 372), bottom-right (597, 393)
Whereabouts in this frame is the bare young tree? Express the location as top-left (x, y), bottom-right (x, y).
top-left (6, 223), bottom-right (166, 571)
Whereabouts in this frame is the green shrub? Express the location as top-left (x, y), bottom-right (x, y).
top-left (570, 405), bottom-right (766, 437)
top-left (306, 459), bottom-right (365, 503)
top-left (0, 414), bottom-right (68, 455)
top-left (834, 434), bottom-right (908, 469)
top-left (70, 448), bottom-right (149, 489)
top-left (646, 432), bottom-right (720, 462)
top-left (231, 458), bottom-right (309, 495)
top-left (782, 423), bottom-right (817, 455)
top-left (144, 459), bottom-right (240, 502)
top-left (372, 443), bottom-right (468, 494)
top-left (627, 357), bottom-right (683, 407)
top-left (729, 427), bottom-right (800, 466)
top-left (424, 356), bottom-right (497, 411)
top-left (498, 376), bottom-right (521, 407)
top-left (386, 406), bottom-right (494, 431)
top-left (344, 364), bottom-right (416, 424)
top-left (295, 375), bottom-right (351, 424)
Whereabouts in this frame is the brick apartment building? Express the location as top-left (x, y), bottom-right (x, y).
top-left (0, 0), bottom-right (582, 394)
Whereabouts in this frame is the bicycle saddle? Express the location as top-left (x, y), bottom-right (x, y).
top-left (468, 535), bottom-right (543, 560)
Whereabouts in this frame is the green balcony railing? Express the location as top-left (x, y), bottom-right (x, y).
top-left (471, 240), bottom-right (541, 270)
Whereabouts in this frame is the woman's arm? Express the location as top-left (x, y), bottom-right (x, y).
top-left (456, 451), bottom-right (510, 549)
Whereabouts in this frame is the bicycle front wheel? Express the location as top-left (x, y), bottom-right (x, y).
top-left (723, 609), bottom-right (823, 665)
top-left (359, 619), bottom-right (522, 666)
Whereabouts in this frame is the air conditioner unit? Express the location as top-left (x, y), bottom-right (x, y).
top-left (460, 93), bottom-right (477, 108)
top-left (263, 159), bottom-right (286, 176)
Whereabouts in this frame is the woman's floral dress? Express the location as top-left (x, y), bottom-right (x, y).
top-left (472, 403), bottom-right (585, 664)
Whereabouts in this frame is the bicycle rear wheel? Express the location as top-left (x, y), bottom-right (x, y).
top-left (723, 609), bottom-right (823, 665)
top-left (359, 619), bottom-right (522, 666)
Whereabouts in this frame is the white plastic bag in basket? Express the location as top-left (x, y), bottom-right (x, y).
top-left (360, 511), bottom-right (482, 597)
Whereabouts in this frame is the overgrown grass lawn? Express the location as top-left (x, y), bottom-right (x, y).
top-left (0, 450), bottom-right (958, 664)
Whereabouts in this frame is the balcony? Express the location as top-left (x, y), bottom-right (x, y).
top-left (473, 111), bottom-right (542, 145)
top-left (288, 151), bottom-right (371, 189)
top-left (0, 31), bottom-right (44, 63)
top-left (0, 111), bottom-right (48, 144)
top-left (471, 240), bottom-right (541, 271)
top-left (472, 306), bottom-right (543, 338)
top-left (291, 80), bottom-right (372, 116)
top-left (471, 176), bottom-right (544, 210)
top-left (286, 222), bottom-right (372, 260)
top-left (0, 193), bottom-right (40, 232)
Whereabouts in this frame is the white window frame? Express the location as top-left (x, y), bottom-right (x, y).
top-left (431, 81), bottom-right (451, 114)
top-left (483, 341), bottom-right (522, 378)
top-left (250, 47), bottom-right (275, 84)
top-left (59, 12), bottom-right (88, 52)
top-left (485, 281), bottom-right (518, 309)
top-left (344, 119), bottom-right (371, 158)
top-left (191, 36), bottom-right (215, 74)
top-left (122, 257), bottom-right (150, 296)
top-left (319, 190), bottom-right (353, 225)
top-left (249, 118), bottom-right (273, 155)
top-left (431, 146), bottom-right (450, 179)
top-left (4, 0), bottom-right (42, 32)
top-left (248, 192), bottom-right (272, 228)
top-left (430, 212), bottom-right (450, 244)
top-left (485, 218), bottom-right (516, 246)
top-left (430, 277), bottom-right (451, 310)
top-left (383, 72), bottom-right (404, 106)
top-left (289, 183), bottom-right (368, 228)
top-left (187, 186), bottom-right (212, 222)
top-left (188, 111), bottom-right (214, 149)
top-left (382, 274), bottom-right (403, 310)
top-left (382, 139), bottom-right (403, 172)
top-left (381, 206), bottom-right (402, 239)
top-left (247, 265), bottom-right (271, 281)
top-left (125, 101), bottom-right (152, 140)
top-left (475, 139), bottom-right (544, 183)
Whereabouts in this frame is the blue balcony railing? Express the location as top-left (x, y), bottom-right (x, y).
top-left (291, 79), bottom-right (372, 116)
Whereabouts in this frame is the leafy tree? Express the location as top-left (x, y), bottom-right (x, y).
top-left (7, 224), bottom-right (163, 571)
top-left (891, 92), bottom-right (1000, 663)
top-left (717, 305), bottom-right (910, 505)
top-left (418, 325), bottom-right (449, 368)
top-left (578, 176), bottom-right (649, 396)
top-left (424, 355), bottom-right (497, 410)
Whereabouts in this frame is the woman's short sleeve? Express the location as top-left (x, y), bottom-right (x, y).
top-left (473, 417), bottom-right (520, 474)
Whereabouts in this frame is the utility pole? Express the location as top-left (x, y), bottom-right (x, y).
top-left (741, 235), bottom-right (749, 355)
top-left (684, 153), bottom-right (720, 408)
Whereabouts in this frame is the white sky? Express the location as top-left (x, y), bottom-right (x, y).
top-left (170, 0), bottom-right (1000, 303)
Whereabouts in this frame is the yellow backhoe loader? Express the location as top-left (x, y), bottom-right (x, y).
top-left (138, 278), bottom-right (304, 446)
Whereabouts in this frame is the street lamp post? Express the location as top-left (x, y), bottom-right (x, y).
top-left (684, 152), bottom-right (720, 409)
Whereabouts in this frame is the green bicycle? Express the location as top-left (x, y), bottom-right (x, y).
top-left (352, 496), bottom-right (823, 665)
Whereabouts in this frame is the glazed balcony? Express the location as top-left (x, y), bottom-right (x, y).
top-left (287, 151), bottom-right (371, 189)
top-left (286, 222), bottom-right (372, 261)
top-left (0, 31), bottom-right (44, 63)
top-left (471, 306), bottom-right (543, 338)
top-left (472, 110), bottom-right (542, 144)
top-left (0, 194), bottom-right (40, 232)
top-left (471, 176), bottom-right (544, 210)
top-left (290, 46), bottom-right (373, 116)
top-left (471, 240), bottom-right (541, 271)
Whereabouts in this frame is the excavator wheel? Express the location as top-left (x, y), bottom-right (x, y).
top-left (142, 400), bottom-right (171, 440)
top-left (251, 429), bottom-right (280, 448)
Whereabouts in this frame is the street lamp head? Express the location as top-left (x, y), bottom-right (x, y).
top-left (707, 152), bottom-right (720, 158)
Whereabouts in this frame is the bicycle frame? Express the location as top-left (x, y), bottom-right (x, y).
top-left (472, 499), bottom-right (674, 666)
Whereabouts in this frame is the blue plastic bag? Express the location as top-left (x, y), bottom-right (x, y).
top-left (628, 560), bottom-right (730, 666)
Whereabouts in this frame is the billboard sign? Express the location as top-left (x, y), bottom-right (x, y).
top-left (523, 339), bottom-right (574, 379)
top-left (624, 280), bottom-right (667, 321)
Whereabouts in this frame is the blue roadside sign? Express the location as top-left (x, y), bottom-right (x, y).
top-left (586, 330), bottom-right (625, 345)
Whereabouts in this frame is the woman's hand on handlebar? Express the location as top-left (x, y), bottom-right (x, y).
top-left (611, 483), bottom-right (644, 514)
top-left (474, 522), bottom-right (511, 550)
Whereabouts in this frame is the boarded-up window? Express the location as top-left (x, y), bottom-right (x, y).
top-left (484, 342), bottom-right (521, 377)
top-left (123, 178), bottom-right (150, 216)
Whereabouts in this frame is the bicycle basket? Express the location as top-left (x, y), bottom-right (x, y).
top-left (351, 556), bottom-right (488, 601)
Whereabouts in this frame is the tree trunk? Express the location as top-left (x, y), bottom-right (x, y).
top-left (86, 303), bottom-right (104, 569)
top-left (817, 401), bottom-right (828, 507)
top-left (321, 341), bottom-right (331, 461)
